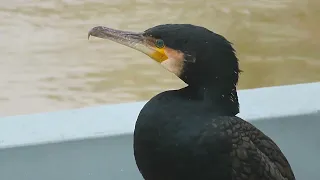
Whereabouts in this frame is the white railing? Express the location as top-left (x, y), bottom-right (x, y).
top-left (0, 82), bottom-right (319, 180)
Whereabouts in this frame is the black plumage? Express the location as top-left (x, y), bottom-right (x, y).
top-left (88, 24), bottom-right (295, 180)
top-left (134, 24), bottom-right (295, 180)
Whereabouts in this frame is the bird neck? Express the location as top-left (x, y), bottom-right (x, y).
top-left (190, 83), bottom-right (240, 116)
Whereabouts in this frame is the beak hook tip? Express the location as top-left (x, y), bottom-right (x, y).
top-left (88, 27), bottom-right (96, 40)
top-left (88, 26), bottom-right (100, 40)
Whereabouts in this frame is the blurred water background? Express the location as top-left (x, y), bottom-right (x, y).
top-left (0, 0), bottom-right (319, 117)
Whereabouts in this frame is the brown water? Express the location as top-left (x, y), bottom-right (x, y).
top-left (0, 0), bottom-right (319, 117)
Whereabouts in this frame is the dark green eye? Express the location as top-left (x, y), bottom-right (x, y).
top-left (155, 39), bottom-right (165, 48)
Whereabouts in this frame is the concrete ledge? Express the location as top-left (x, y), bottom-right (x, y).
top-left (0, 82), bottom-right (319, 180)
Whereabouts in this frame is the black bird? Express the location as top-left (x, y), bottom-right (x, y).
top-left (88, 24), bottom-right (295, 180)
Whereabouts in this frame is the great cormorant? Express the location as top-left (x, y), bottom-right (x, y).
top-left (88, 24), bottom-right (295, 180)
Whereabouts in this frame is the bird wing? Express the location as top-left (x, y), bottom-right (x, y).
top-left (221, 116), bottom-right (296, 180)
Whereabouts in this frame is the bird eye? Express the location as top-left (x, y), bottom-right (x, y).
top-left (155, 39), bottom-right (165, 48)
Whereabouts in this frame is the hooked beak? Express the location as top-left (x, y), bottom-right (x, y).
top-left (88, 26), bottom-right (168, 63)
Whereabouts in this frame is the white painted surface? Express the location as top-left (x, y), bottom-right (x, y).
top-left (0, 82), bottom-right (319, 149)
top-left (0, 82), bottom-right (320, 180)
top-left (0, 101), bottom-right (144, 149)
